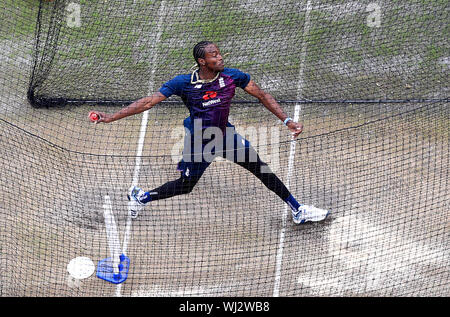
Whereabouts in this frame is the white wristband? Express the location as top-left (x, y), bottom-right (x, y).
top-left (283, 117), bottom-right (293, 126)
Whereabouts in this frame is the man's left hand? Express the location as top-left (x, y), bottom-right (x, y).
top-left (287, 121), bottom-right (303, 139)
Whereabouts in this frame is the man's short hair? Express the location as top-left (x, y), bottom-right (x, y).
top-left (193, 41), bottom-right (214, 66)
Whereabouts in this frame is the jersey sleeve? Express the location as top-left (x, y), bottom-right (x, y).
top-left (159, 75), bottom-right (189, 98)
top-left (223, 68), bottom-right (251, 89)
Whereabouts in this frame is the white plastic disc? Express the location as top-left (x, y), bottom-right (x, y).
top-left (67, 257), bottom-right (95, 280)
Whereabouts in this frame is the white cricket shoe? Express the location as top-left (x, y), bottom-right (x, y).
top-left (127, 185), bottom-right (146, 219)
top-left (292, 204), bottom-right (329, 224)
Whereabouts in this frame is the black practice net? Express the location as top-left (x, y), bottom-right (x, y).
top-left (0, 0), bottom-right (448, 296)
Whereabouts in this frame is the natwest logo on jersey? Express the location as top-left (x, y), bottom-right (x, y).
top-left (201, 90), bottom-right (221, 107)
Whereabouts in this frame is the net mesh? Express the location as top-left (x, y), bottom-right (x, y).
top-left (1, 0), bottom-right (448, 296)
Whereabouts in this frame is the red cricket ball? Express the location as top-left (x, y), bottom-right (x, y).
top-left (89, 112), bottom-right (99, 122)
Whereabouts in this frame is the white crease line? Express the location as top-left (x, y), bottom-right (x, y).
top-left (273, 0), bottom-right (312, 297)
top-left (102, 195), bottom-right (123, 297)
top-left (103, 195), bottom-right (121, 269)
top-left (116, 0), bottom-right (167, 297)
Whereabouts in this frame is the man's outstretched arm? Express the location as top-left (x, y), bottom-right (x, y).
top-left (90, 92), bottom-right (167, 123)
top-left (244, 80), bottom-right (303, 138)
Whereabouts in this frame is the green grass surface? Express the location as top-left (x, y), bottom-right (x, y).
top-left (2, 0), bottom-right (448, 101)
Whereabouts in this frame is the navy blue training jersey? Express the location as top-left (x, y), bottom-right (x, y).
top-left (159, 68), bottom-right (250, 133)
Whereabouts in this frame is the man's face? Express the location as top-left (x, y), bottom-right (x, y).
top-left (200, 44), bottom-right (225, 72)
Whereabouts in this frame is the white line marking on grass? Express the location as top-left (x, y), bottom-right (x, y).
top-left (103, 195), bottom-right (121, 272)
top-left (273, 0), bottom-right (312, 297)
top-left (102, 195), bottom-right (123, 297)
top-left (117, 0), bottom-right (167, 297)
